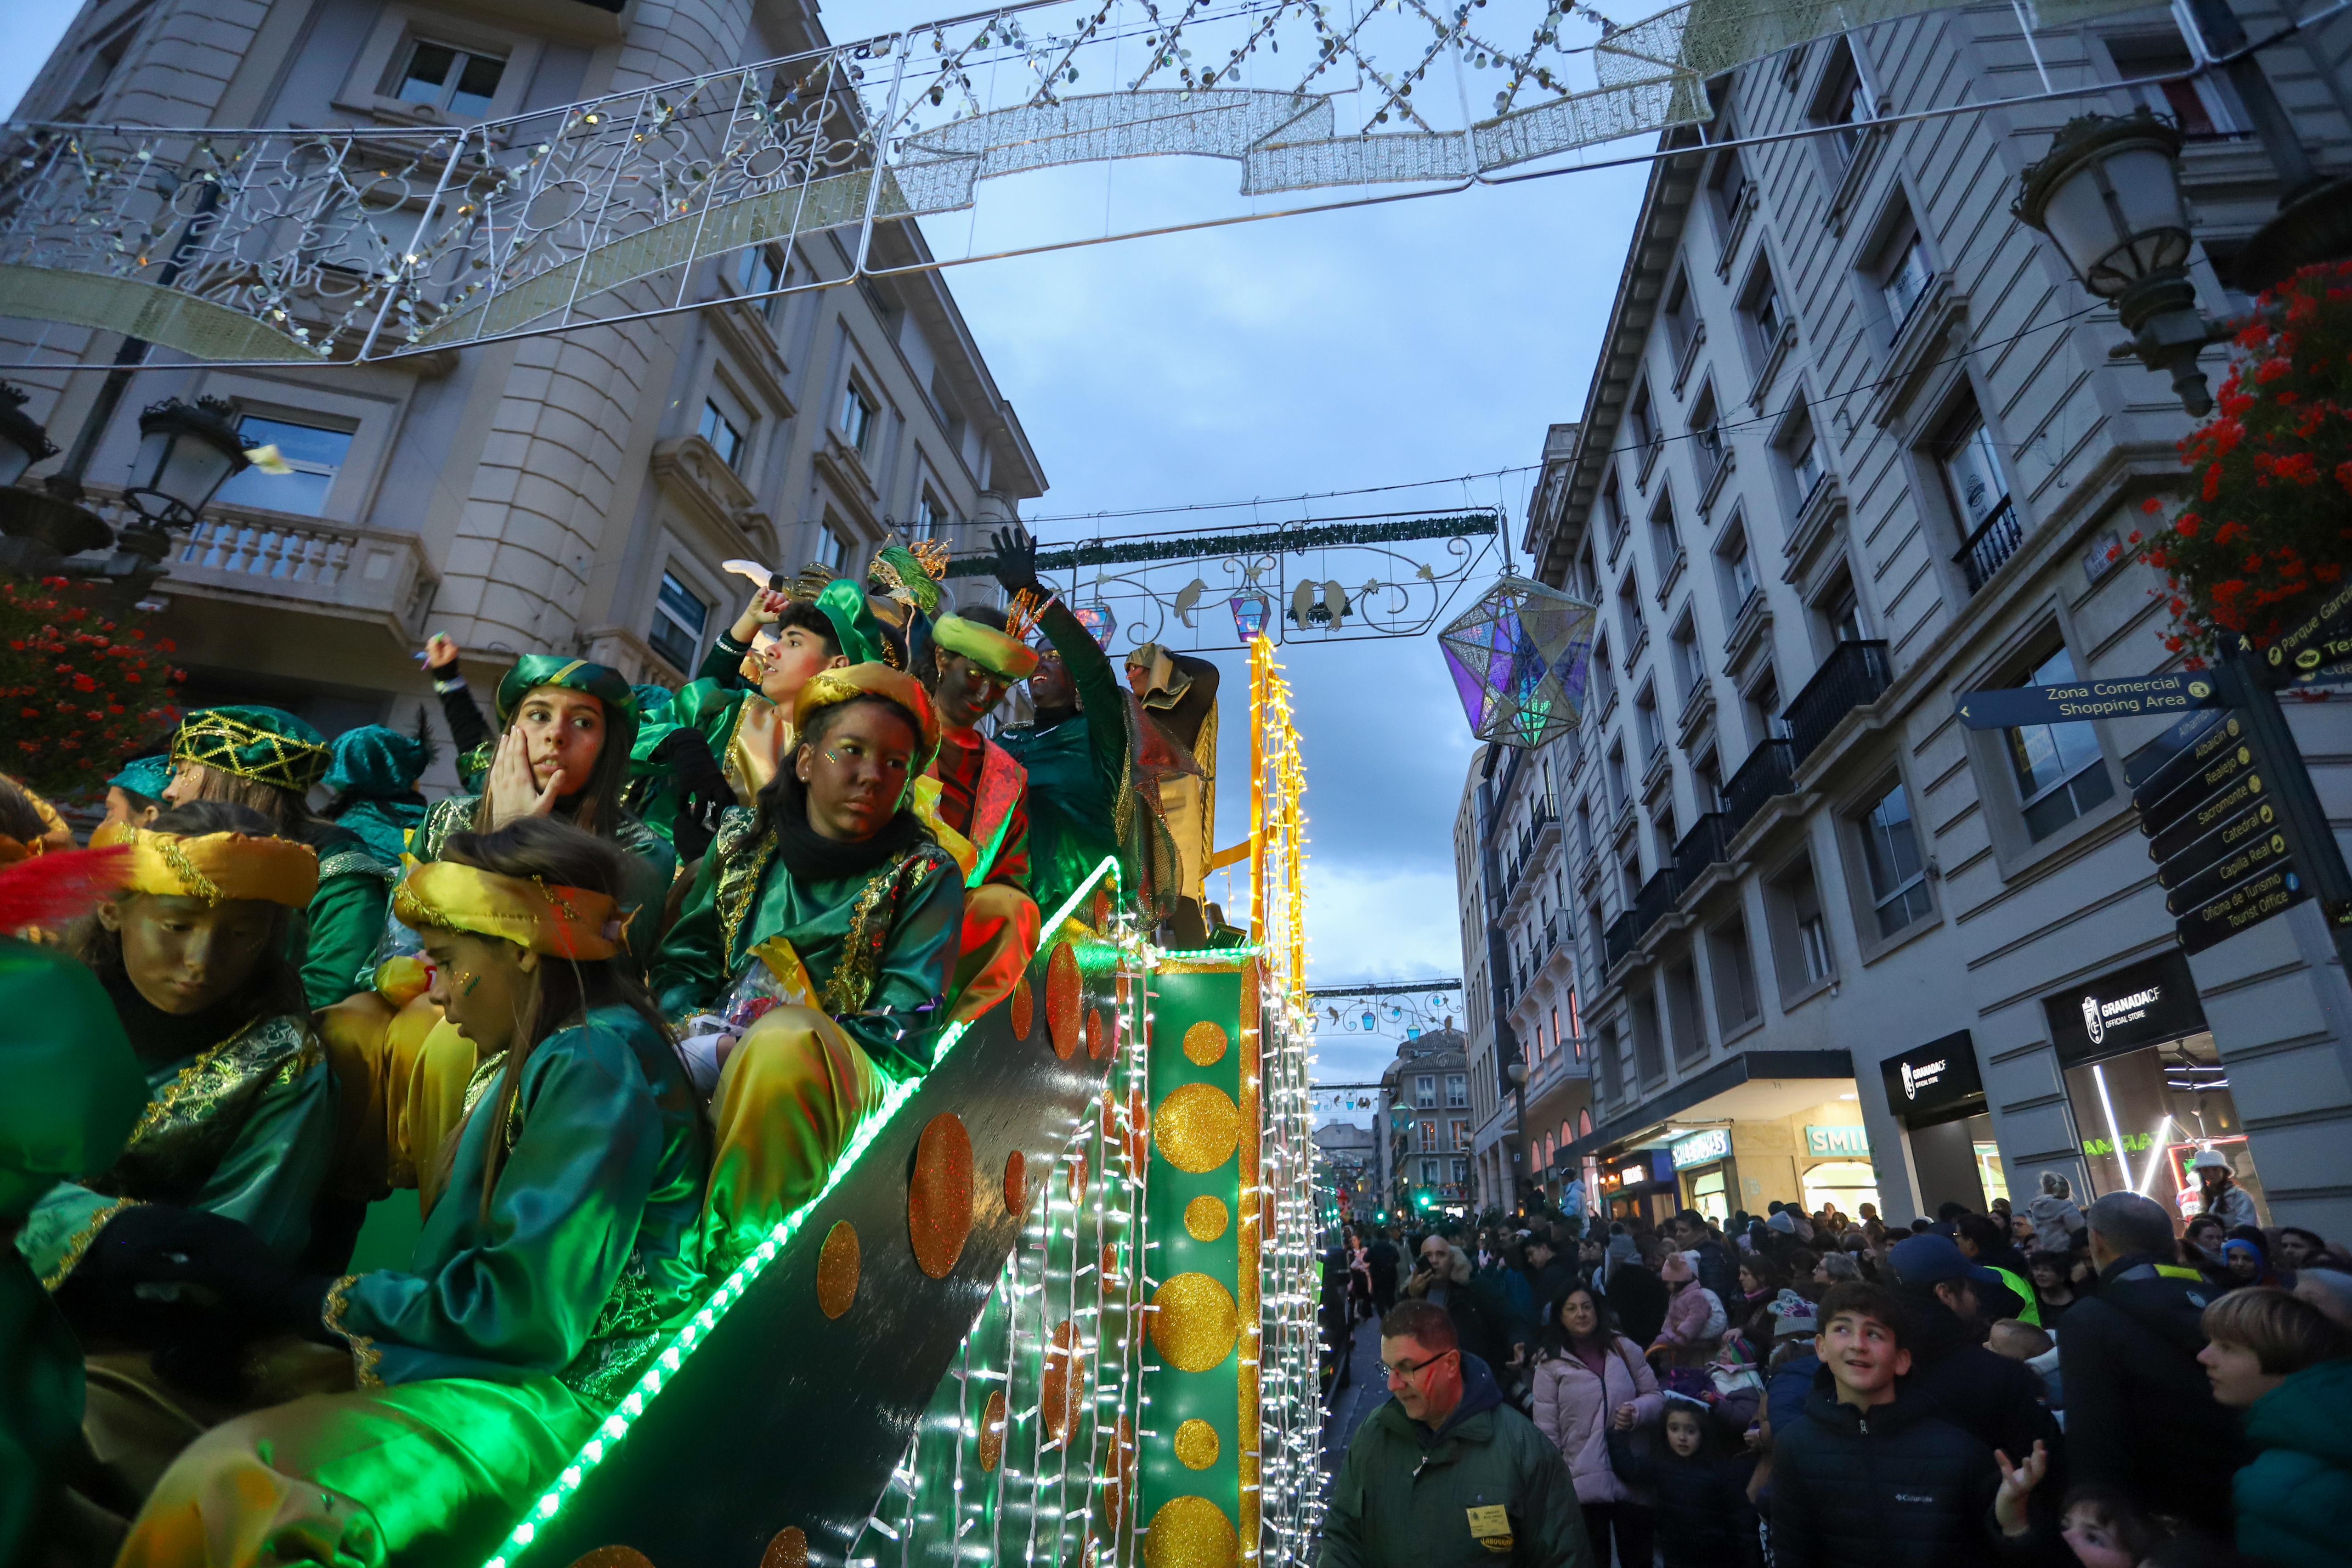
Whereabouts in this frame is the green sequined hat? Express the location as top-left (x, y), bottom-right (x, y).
top-left (490, 655), bottom-right (642, 769)
top-left (106, 754), bottom-right (174, 801)
top-left (323, 721), bottom-right (432, 800)
top-left (171, 705), bottom-right (332, 794)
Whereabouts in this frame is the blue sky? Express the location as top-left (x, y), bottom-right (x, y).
top-left (0, 1), bottom-right (1646, 1104)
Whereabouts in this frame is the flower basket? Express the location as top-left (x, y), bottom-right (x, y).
top-left (2138, 260), bottom-right (2352, 663)
top-left (0, 576), bottom-right (183, 798)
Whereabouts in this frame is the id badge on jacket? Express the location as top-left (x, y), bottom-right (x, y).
top-left (1466, 1503), bottom-right (1514, 1554)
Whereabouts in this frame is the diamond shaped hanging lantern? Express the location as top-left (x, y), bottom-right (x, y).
top-left (1438, 572), bottom-right (1600, 748)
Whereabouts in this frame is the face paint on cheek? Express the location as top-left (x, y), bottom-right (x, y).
top-left (461, 972), bottom-right (481, 997)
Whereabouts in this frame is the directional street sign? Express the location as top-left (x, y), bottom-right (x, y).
top-left (1954, 672), bottom-right (2226, 730)
top-left (2175, 861), bottom-right (2310, 955)
top-left (2255, 584), bottom-right (2352, 686)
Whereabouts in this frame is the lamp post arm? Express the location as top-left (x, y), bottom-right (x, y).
top-left (2181, 0), bottom-right (2324, 199)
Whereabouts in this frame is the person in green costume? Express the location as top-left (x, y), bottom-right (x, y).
top-left (19, 804), bottom-right (334, 1364)
top-left (319, 715), bottom-right (433, 867)
top-left (0, 858), bottom-right (147, 1566)
top-left (98, 754), bottom-right (173, 836)
top-left (986, 525), bottom-right (1180, 923)
top-left (652, 660), bottom-right (963, 1271)
top-left (114, 817), bottom-right (710, 1568)
top-left (162, 705), bottom-right (396, 1009)
top-left (671, 578), bottom-right (864, 812)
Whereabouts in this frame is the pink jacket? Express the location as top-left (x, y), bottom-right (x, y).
top-left (1530, 1337), bottom-right (1664, 1502)
top-left (1653, 1280), bottom-right (1724, 1347)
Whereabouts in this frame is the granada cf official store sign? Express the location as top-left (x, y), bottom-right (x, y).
top-left (2042, 954), bottom-right (2266, 1223)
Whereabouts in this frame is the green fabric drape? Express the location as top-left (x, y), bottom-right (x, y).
top-left (16, 1012), bottom-right (336, 1288)
top-left (327, 1003), bottom-right (708, 1404)
top-left (650, 812), bottom-right (962, 1079)
top-left (298, 831), bottom-right (397, 1010)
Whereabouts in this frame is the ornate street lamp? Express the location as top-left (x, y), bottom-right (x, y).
top-left (0, 383), bottom-right (57, 488)
top-left (124, 395), bottom-right (249, 527)
top-left (0, 390), bottom-right (249, 594)
top-left (2015, 111), bottom-right (2217, 414)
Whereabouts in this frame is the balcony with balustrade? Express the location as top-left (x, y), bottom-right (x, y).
top-left (1784, 638), bottom-right (1891, 772)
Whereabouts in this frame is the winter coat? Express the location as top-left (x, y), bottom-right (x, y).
top-left (1770, 1370), bottom-right (2008, 1568)
top-left (1322, 1354), bottom-right (1596, 1568)
top-left (2235, 1357), bottom-right (2352, 1568)
top-left (1530, 1337), bottom-right (1663, 1503)
top-left (2023, 1193), bottom-right (2083, 1255)
top-left (1895, 1291), bottom-right (2059, 1476)
top-left (1605, 1428), bottom-right (1763, 1568)
top-left (2199, 1180), bottom-right (2259, 1232)
top-left (1690, 1240), bottom-right (1743, 1305)
top-left (1604, 1264), bottom-right (1669, 1348)
top-left (1655, 1282), bottom-right (1725, 1348)
top-left (2058, 1253), bottom-right (2244, 1536)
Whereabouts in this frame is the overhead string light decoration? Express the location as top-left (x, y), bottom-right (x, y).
top-left (0, 0), bottom-right (2171, 369)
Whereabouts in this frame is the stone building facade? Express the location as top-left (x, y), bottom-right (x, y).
top-left (1493, 1), bottom-right (2352, 1232)
top-left (4, 0), bottom-right (1040, 759)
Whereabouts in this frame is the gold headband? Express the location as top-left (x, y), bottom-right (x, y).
top-left (393, 859), bottom-right (628, 961)
top-left (934, 614), bottom-right (1041, 682)
top-left (89, 822), bottom-right (320, 907)
top-left (796, 660), bottom-right (942, 763)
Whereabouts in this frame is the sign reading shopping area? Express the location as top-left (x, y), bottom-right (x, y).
top-left (1955, 672), bottom-right (2225, 730)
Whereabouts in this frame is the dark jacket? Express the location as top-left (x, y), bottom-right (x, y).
top-left (1897, 1292), bottom-right (2058, 1469)
top-left (1603, 1263), bottom-right (1669, 1348)
top-left (1368, 1240), bottom-right (1402, 1299)
top-left (1770, 1370), bottom-right (2006, 1568)
top-left (2236, 1357), bottom-right (2352, 1568)
top-left (1606, 1428), bottom-right (1763, 1568)
top-left (1523, 1257), bottom-right (1577, 1314)
top-left (2058, 1253), bottom-right (2243, 1536)
top-left (1322, 1354), bottom-right (1594, 1568)
top-left (1690, 1239), bottom-right (1742, 1305)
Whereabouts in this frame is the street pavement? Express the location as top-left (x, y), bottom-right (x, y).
top-left (1322, 1316), bottom-right (1386, 1479)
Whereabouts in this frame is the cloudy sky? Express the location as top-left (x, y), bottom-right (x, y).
top-left (0, 2), bottom-right (1646, 1107)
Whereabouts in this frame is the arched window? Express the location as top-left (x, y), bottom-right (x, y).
top-left (1579, 1109), bottom-right (1593, 1137)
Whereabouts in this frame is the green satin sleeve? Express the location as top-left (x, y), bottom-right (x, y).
top-left (15, 1185), bottom-right (124, 1291)
top-left (650, 849), bottom-right (727, 1020)
top-left (188, 1046), bottom-right (338, 1258)
top-left (1039, 598), bottom-right (1129, 786)
top-left (670, 679), bottom-right (747, 761)
top-left (302, 867), bottom-right (392, 1009)
top-left (835, 863), bottom-right (963, 1078)
top-left (337, 1021), bottom-right (665, 1382)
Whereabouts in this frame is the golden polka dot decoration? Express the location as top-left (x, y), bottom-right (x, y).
top-left (760, 1528), bottom-right (808, 1568)
top-left (1041, 1319), bottom-right (1088, 1444)
top-left (1101, 1092), bottom-right (1118, 1141)
top-left (1153, 1082), bottom-right (1240, 1173)
top-left (908, 1113), bottom-right (973, 1280)
top-left (1100, 1415), bottom-right (1138, 1534)
top-left (1181, 1020), bottom-right (1227, 1066)
top-left (1069, 1151), bottom-right (1088, 1203)
top-left (1091, 885), bottom-right (1112, 930)
top-left (1085, 1006), bottom-right (1106, 1060)
top-left (1101, 1242), bottom-right (1121, 1282)
top-left (979, 1389), bottom-right (1008, 1472)
top-left (569, 1551), bottom-right (656, 1568)
top-left (1003, 1150), bottom-right (1027, 1218)
top-left (1142, 1496), bottom-right (1238, 1568)
top-left (1011, 973), bottom-right (1035, 1040)
top-left (1046, 942), bottom-right (1081, 1060)
top-left (1183, 1194), bottom-right (1230, 1241)
top-left (1173, 1418), bottom-right (1221, 1470)
top-left (1126, 1087), bottom-right (1150, 1166)
top-left (815, 1220), bottom-right (859, 1320)
top-left (1148, 1272), bottom-right (1240, 1372)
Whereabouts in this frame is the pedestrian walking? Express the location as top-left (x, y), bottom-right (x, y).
top-left (1530, 1285), bottom-right (1661, 1568)
top-left (1320, 1300), bottom-right (1595, 1568)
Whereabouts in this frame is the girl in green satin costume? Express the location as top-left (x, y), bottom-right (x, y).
top-left (117, 818), bottom-right (710, 1568)
top-left (17, 802), bottom-right (336, 1354)
top-left (162, 705), bottom-right (397, 1010)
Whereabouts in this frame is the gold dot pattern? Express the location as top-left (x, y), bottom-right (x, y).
top-left (1153, 1083), bottom-right (1240, 1173)
top-left (1182, 1020), bottom-right (1227, 1066)
top-left (1174, 1418), bottom-right (1221, 1471)
top-left (1149, 1272), bottom-right (1239, 1372)
top-left (815, 1220), bottom-right (859, 1320)
top-left (908, 1113), bottom-right (973, 1279)
top-left (1184, 1194), bottom-right (1230, 1241)
top-left (1142, 1496), bottom-right (1238, 1568)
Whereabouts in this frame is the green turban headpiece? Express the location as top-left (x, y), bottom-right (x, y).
top-left (171, 705), bottom-right (332, 794)
top-left (810, 578), bottom-right (899, 669)
top-left (106, 754), bottom-right (174, 801)
top-left (491, 656), bottom-right (642, 768)
top-left (323, 722), bottom-right (431, 801)
top-left (628, 683), bottom-right (682, 777)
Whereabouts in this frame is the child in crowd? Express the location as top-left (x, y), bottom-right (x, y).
top-left (2048, 1485), bottom-right (2170, 1568)
top-left (1988, 1318), bottom-right (2064, 1426)
top-left (1770, 1281), bottom-right (2022, 1568)
top-left (1607, 1394), bottom-right (1762, 1568)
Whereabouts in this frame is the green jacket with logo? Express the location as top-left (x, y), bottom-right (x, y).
top-left (1322, 1354), bottom-right (1593, 1568)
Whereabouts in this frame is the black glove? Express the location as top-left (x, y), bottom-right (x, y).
top-left (115, 1205), bottom-right (334, 1339)
top-left (652, 728), bottom-right (731, 862)
top-left (989, 525), bottom-right (1043, 598)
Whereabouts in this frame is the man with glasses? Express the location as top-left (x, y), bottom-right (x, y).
top-left (1322, 1301), bottom-right (1591, 1568)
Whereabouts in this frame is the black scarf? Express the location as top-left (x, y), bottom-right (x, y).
top-left (104, 970), bottom-right (254, 1073)
top-left (763, 768), bottom-right (930, 884)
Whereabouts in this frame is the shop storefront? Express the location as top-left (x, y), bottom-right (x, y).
top-left (1799, 1123), bottom-right (1880, 1217)
top-left (1671, 1128), bottom-right (1735, 1224)
top-left (1882, 1031), bottom-right (2010, 1214)
top-left (2043, 951), bottom-right (2270, 1225)
top-left (1598, 1149), bottom-right (1676, 1225)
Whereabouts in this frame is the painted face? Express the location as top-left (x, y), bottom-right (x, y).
top-left (796, 702), bottom-right (919, 841)
top-left (99, 892), bottom-right (276, 1016)
top-left (760, 625), bottom-right (846, 707)
top-left (418, 926), bottom-right (533, 1057)
top-left (511, 687), bottom-right (606, 795)
top-left (1028, 652), bottom-right (1075, 712)
top-left (933, 651), bottom-right (1011, 730)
